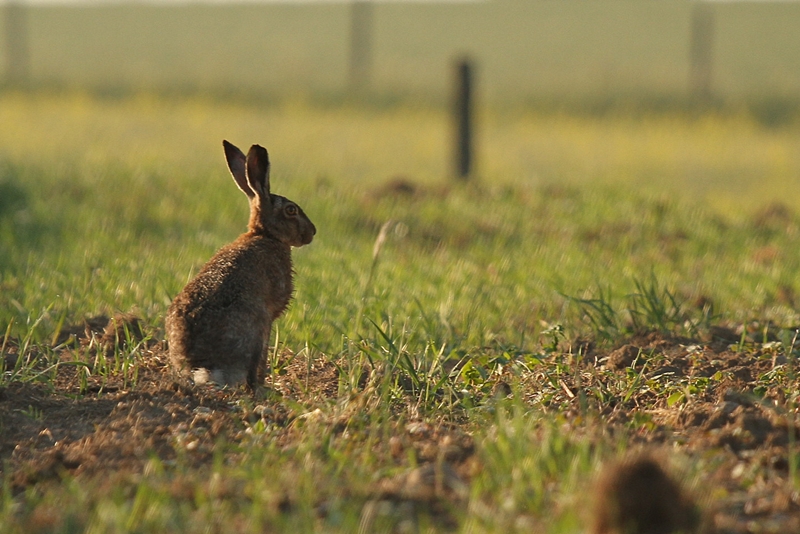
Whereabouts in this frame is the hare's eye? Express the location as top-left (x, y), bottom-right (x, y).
top-left (285, 204), bottom-right (298, 217)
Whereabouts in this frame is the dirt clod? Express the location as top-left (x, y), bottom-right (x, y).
top-left (591, 455), bottom-right (700, 534)
top-left (101, 313), bottom-right (147, 350)
top-left (606, 344), bottom-right (642, 370)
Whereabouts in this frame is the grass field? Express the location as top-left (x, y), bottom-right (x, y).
top-left (1, 90), bottom-right (800, 532)
top-left (3, 1), bottom-right (800, 100)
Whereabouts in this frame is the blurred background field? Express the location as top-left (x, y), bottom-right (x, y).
top-left (2, 0), bottom-right (800, 101)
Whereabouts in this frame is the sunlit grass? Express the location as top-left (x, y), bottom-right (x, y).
top-left (1, 91), bottom-right (800, 338)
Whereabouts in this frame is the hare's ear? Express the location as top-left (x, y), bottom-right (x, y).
top-left (245, 144), bottom-right (271, 200)
top-left (223, 140), bottom-right (254, 199)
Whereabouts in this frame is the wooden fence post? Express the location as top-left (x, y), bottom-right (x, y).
top-left (453, 58), bottom-right (474, 180)
top-left (689, 2), bottom-right (713, 101)
top-left (4, 0), bottom-right (30, 85)
top-left (349, 0), bottom-right (373, 91)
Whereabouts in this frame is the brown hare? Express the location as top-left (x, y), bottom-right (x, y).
top-left (166, 141), bottom-right (316, 389)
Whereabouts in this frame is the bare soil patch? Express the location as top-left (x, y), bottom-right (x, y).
top-left (2, 316), bottom-right (800, 532)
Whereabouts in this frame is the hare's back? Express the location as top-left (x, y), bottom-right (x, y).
top-left (171, 236), bottom-right (291, 319)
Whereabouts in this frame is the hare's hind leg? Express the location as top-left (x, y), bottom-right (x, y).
top-left (247, 320), bottom-right (273, 390)
top-left (246, 334), bottom-right (268, 390)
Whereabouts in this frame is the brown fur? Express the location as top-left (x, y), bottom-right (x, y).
top-left (166, 141), bottom-right (316, 389)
